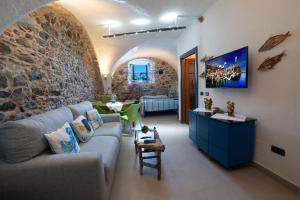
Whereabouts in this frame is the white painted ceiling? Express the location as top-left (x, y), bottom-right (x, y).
top-left (58, 0), bottom-right (216, 74)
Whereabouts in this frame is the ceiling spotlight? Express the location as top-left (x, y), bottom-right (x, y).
top-left (160, 12), bottom-right (179, 22)
top-left (131, 18), bottom-right (150, 26)
top-left (198, 16), bottom-right (204, 23)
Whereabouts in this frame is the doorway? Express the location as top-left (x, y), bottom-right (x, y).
top-left (180, 47), bottom-right (198, 124)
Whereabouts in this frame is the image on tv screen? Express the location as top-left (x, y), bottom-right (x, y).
top-left (205, 47), bottom-right (248, 88)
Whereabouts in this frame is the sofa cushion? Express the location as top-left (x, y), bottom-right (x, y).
top-left (94, 122), bottom-right (122, 140)
top-left (68, 101), bottom-right (93, 119)
top-left (80, 136), bottom-right (119, 183)
top-left (0, 107), bottom-right (73, 163)
top-left (87, 109), bottom-right (103, 129)
top-left (45, 123), bottom-right (80, 154)
top-left (71, 115), bottom-right (94, 142)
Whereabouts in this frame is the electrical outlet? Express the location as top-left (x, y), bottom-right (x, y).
top-left (205, 92), bottom-right (209, 96)
top-left (200, 92), bottom-right (204, 96)
top-left (271, 145), bottom-right (286, 157)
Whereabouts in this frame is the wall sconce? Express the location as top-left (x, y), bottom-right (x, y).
top-left (103, 74), bottom-right (108, 80)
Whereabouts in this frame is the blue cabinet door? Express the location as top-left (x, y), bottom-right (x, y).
top-left (209, 119), bottom-right (229, 150)
top-left (228, 121), bottom-right (255, 166)
top-left (196, 114), bottom-right (209, 153)
top-left (189, 111), bottom-right (197, 144)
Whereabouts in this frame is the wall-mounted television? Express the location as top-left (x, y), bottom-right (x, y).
top-left (205, 46), bottom-right (248, 88)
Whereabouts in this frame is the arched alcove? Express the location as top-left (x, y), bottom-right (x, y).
top-left (112, 57), bottom-right (178, 101)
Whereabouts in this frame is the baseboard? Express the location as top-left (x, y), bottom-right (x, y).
top-left (252, 162), bottom-right (300, 195)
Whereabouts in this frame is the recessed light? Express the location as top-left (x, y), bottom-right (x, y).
top-left (160, 12), bottom-right (179, 22)
top-left (131, 18), bottom-right (150, 26)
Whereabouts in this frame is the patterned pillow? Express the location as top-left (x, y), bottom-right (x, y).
top-left (45, 123), bottom-right (80, 154)
top-left (87, 109), bottom-right (103, 130)
top-left (71, 115), bottom-right (94, 142)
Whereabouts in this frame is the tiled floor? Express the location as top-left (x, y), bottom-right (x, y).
top-left (110, 114), bottom-right (300, 200)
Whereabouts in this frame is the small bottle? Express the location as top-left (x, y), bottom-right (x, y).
top-left (111, 94), bottom-right (117, 103)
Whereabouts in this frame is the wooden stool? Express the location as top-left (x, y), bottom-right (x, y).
top-left (135, 128), bottom-right (165, 180)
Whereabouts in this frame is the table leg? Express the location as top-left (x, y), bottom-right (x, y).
top-left (157, 151), bottom-right (161, 180)
top-left (134, 131), bottom-right (138, 154)
top-left (134, 141), bottom-right (138, 154)
top-left (138, 146), bottom-right (143, 175)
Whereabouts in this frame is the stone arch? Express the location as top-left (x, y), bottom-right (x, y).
top-left (111, 39), bottom-right (178, 76)
top-left (0, 0), bottom-right (56, 34)
top-left (112, 57), bottom-right (178, 101)
top-left (0, 3), bottom-right (103, 122)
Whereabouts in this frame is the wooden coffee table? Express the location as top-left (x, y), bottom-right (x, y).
top-left (134, 127), bottom-right (165, 180)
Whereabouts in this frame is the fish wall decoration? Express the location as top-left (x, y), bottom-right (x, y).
top-left (258, 51), bottom-right (286, 71)
top-left (199, 71), bottom-right (206, 78)
top-left (258, 31), bottom-right (291, 52)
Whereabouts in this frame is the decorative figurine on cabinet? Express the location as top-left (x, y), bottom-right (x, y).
top-left (204, 98), bottom-right (213, 110)
top-left (227, 101), bottom-right (235, 116)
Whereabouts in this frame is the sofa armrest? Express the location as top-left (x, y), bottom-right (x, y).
top-left (101, 113), bottom-right (121, 123)
top-left (0, 153), bottom-right (108, 200)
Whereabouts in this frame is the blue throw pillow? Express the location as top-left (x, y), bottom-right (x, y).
top-left (71, 115), bottom-right (94, 142)
top-left (82, 118), bottom-right (92, 132)
top-left (45, 123), bottom-right (80, 154)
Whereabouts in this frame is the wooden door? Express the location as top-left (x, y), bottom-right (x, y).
top-left (181, 56), bottom-right (196, 124)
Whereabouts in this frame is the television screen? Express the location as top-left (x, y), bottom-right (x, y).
top-left (205, 47), bottom-right (248, 88)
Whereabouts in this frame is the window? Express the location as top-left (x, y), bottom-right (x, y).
top-left (132, 64), bottom-right (148, 81)
top-left (128, 59), bottom-right (155, 84)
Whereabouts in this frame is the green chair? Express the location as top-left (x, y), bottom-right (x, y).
top-left (119, 103), bottom-right (141, 132)
top-left (92, 100), bottom-right (113, 114)
top-left (99, 95), bottom-right (111, 104)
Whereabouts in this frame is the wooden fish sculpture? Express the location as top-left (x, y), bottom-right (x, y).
top-left (258, 51), bottom-right (286, 71)
top-left (200, 55), bottom-right (214, 63)
top-left (258, 31), bottom-right (291, 52)
top-left (199, 71), bottom-right (206, 78)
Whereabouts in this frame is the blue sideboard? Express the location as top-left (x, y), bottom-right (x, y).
top-left (189, 111), bottom-right (255, 168)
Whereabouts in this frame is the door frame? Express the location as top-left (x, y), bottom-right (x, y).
top-left (179, 47), bottom-right (199, 123)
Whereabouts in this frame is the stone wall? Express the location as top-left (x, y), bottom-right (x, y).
top-left (112, 58), bottom-right (178, 101)
top-left (0, 3), bottom-right (103, 123)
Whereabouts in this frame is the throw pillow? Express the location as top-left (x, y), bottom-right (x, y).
top-left (71, 115), bottom-right (94, 142)
top-left (87, 109), bottom-right (103, 130)
top-left (45, 123), bottom-right (80, 154)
